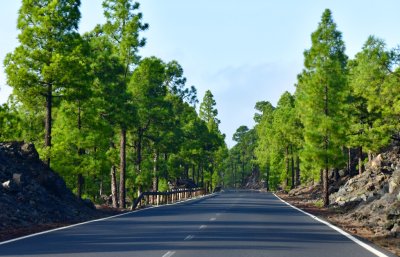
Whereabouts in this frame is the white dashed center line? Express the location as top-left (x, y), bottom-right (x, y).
top-left (184, 235), bottom-right (195, 241)
top-left (210, 217), bottom-right (216, 221)
top-left (162, 251), bottom-right (176, 257)
top-left (199, 225), bottom-right (207, 230)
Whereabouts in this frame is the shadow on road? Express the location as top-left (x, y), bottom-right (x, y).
top-left (0, 191), bottom-right (376, 257)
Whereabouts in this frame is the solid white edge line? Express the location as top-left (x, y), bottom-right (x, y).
top-left (273, 193), bottom-right (389, 257)
top-left (0, 192), bottom-right (217, 246)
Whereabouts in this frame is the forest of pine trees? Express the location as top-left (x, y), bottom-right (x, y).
top-left (2, 3), bottom-right (400, 209)
top-left (228, 9), bottom-right (400, 206)
top-left (1, 0), bottom-right (227, 207)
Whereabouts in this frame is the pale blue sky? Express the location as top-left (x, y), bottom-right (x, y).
top-left (1, 1), bottom-right (400, 147)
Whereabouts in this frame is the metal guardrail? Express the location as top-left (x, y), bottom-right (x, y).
top-left (130, 188), bottom-right (205, 210)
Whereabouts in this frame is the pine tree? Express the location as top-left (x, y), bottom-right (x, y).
top-left (4, 0), bottom-right (83, 166)
top-left (199, 90), bottom-right (224, 192)
top-left (296, 9), bottom-right (348, 206)
top-left (381, 50), bottom-right (400, 139)
top-left (254, 101), bottom-right (275, 189)
top-left (347, 36), bottom-right (394, 174)
top-left (272, 92), bottom-right (297, 189)
top-left (199, 90), bottom-right (220, 133)
top-left (128, 57), bottom-right (167, 194)
top-left (102, 0), bottom-right (148, 208)
top-left (232, 126), bottom-right (258, 187)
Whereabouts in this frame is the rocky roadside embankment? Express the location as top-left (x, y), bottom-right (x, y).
top-left (330, 149), bottom-right (400, 238)
top-left (278, 146), bottom-right (400, 256)
top-left (0, 142), bottom-right (118, 241)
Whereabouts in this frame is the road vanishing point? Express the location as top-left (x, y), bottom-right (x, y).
top-left (0, 191), bottom-right (394, 257)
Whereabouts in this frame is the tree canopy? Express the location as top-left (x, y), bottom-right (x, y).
top-left (3, 5), bottom-right (400, 210)
top-left (225, 8), bottom-right (400, 207)
top-left (2, 0), bottom-right (225, 207)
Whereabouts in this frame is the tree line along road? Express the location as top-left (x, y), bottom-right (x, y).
top-left (0, 190), bottom-right (395, 257)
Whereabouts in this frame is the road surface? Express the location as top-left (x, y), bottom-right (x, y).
top-left (0, 191), bottom-right (393, 257)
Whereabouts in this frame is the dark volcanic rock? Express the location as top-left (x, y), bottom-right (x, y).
top-left (0, 142), bottom-right (97, 232)
top-left (328, 146), bottom-right (400, 236)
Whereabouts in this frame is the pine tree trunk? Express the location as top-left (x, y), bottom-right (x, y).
top-left (192, 164), bottom-right (196, 182)
top-left (348, 147), bottom-right (352, 175)
top-left (323, 137), bottom-right (329, 206)
top-left (320, 169), bottom-right (323, 185)
top-left (99, 179), bottom-right (103, 197)
top-left (136, 129), bottom-right (143, 174)
top-left (284, 146), bottom-right (289, 189)
top-left (323, 84), bottom-right (330, 207)
top-left (110, 165), bottom-right (118, 208)
top-left (241, 158), bottom-right (245, 186)
top-left (201, 165), bottom-right (204, 188)
top-left (135, 129), bottom-right (144, 198)
top-left (164, 153), bottom-right (168, 179)
top-left (295, 156), bottom-right (300, 186)
top-left (76, 103), bottom-right (84, 199)
top-left (119, 128), bottom-right (126, 208)
top-left (197, 164), bottom-right (200, 187)
top-left (210, 163), bottom-right (214, 193)
top-left (184, 165), bottom-right (189, 179)
top-left (137, 186), bottom-right (142, 199)
top-left (323, 167), bottom-right (329, 206)
top-left (77, 174), bottom-right (84, 199)
top-left (232, 163), bottom-right (236, 188)
top-left (153, 149), bottom-right (158, 192)
top-left (358, 146), bottom-right (363, 175)
top-left (44, 84), bottom-right (52, 167)
top-left (290, 145), bottom-right (295, 189)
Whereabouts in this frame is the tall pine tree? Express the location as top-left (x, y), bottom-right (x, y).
top-left (102, 0), bottom-right (148, 208)
top-left (4, 0), bottom-right (83, 166)
top-left (296, 9), bottom-right (348, 206)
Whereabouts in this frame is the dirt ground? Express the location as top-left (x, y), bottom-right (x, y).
top-left (276, 192), bottom-right (400, 256)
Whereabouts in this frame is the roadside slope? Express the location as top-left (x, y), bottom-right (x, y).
top-left (277, 145), bottom-right (400, 257)
top-left (0, 142), bottom-right (101, 241)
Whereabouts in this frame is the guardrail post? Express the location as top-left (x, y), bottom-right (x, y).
top-left (131, 187), bottom-right (207, 210)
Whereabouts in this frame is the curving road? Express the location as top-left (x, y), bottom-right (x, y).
top-left (0, 191), bottom-right (394, 257)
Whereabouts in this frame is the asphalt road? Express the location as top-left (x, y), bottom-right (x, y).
top-left (0, 191), bottom-right (393, 257)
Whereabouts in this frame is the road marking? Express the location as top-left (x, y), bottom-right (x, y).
top-left (273, 193), bottom-right (389, 257)
top-left (162, 251), bottom-right (176, 257)
top-left (184, 235), bottom-right (195, 241)
top-left (199, 225), bottom-right (207, 230)
top-left (0, 193), bottom-right (218, 246)
top-left (210, 217), bottom-right (216, 221)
